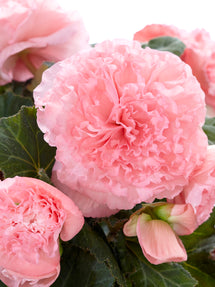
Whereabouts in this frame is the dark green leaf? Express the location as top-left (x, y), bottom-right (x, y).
top-left (0, 80), bottom-right (33, 97)
top-left (0, 92), bottom-right (33, 117)
top-left (0, 106), bottom-right (56, 180)
top-left (182, 235), bottom-right (215, 287)
top-left (0, 281), bottom-right (7, 287)
top-left (10, 80), bottom-right (33, 98)
top-left (181, 208), bottom-right (215, 286)
top-left (142, 36), bottom-right (186, 57)
top-left (0, 171), bottom-right (4, 180)
top-left (52, 245), bottom-right (115, 287)
top-left (72, 221), bottom-right (127, 287)
top-left (182, 261), bottom-right (215, 287)
top-left (203, 117), bottom-right (215, 145)
top-left (115, 232), bottom-right (197, 287)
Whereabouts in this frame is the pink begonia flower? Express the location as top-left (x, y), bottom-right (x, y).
top-left (123, 203), bottom-right (197, 264)
top-left (0, 176), bottom-right (84, 287)
top-left (34, 39), bottom-right (208, 217)
top-left (0, 0), bottom-right (89, 85)
top-left (170, 145), bottom-right (215, 226)
top-left (134, 24), bottom-right (215, 109)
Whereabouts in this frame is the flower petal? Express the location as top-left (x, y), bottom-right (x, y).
top-left (136, 215), bottom-right (187, 264)
top-left (168, 203), bottom-right (197, 235)
top-left (123, 214), bottom-right (140, 237)
top-left (172, 145), bottom-right (215, 225)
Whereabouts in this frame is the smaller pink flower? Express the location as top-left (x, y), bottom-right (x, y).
top-left (134, 24), bottom-right (215, 109)
top-left (171, 146), bottom-right (215, 226)
top-left (123, 203), bottom-right (197, 264)
top-left (0, 176), bottom-right (84, 287)
top-left (0, 0), bottom-right (89, 85)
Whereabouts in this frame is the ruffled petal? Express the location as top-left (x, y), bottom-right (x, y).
top-left (172, 145), bottom-right (215, 225)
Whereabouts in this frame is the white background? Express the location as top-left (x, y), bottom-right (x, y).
top-left (57, 0), bottom-right (215, 43)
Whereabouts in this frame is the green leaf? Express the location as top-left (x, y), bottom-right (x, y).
top-left (0, 106), bottom-right (56, 180)
top-left (181, 208), bottom-right (215, 286)
top-left (0, 281), bottom-right (7, 287)
top-left (115, 232), bottom-right (197, 287)
top-left (10, 80), bottom-right (33, 98)
top-left (203, 117), bottom-right (215, 145)
top-left (0, 92), bottom-right (33, 118)
top-left (0, 80), bottom-right (33, 98)
top-left (182, 262), bottom-right (215, 287)
top-left (142, 36), bottom-right (186, 57)
top-left (71, 221), bottom-right (127, 287)
top-left (52, 245), bottom-right (115, 287)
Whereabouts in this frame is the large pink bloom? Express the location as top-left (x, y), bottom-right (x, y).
top-left (134, 24), bottom-right (215, 109)
top-left (170, 145), bottom-right (215, 226)
top-left (0, 0), bottom-right (89, 85)
top-left (34, 39), bottom-right (207, 217)
top-left (0, 176), bottom-right (84, 287)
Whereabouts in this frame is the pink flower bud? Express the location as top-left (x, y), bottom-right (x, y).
top-left (154, 203), bottom-right (198, 235)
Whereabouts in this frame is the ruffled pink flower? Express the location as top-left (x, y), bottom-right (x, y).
top-left (0, 0), bottom-right (89, 85)
top-left (134, 24), bottom-right (215, 109)
top-left (34, 39), bottom-right (207, 217)
top-left (171, 146), bottom-right (215, 226)
top-left (0, 176), bottom-right (84, 287)
top-left (123, 202), bottom-right (197, 265)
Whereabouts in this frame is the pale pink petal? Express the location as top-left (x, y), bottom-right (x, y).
top-left (134, 24), bottom-right (182, 42)
top-left (52, 167), bottom-right (119, 218)
top-left (123, 214), bottom-right (139, 237)
top-left (136, 215), bottom-right (187, 264)
top-left (172, 145), bottom-right (215, 225)
top-left (9, 177), bottom-right (84, 241)
top-left (0, 264), bottom-right (60, 287)
top-left (168, 204), bottom-right (197, 235)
